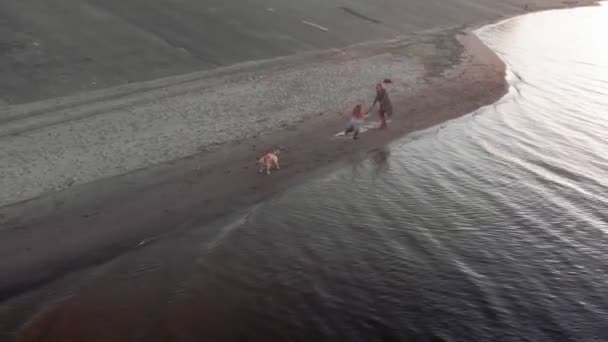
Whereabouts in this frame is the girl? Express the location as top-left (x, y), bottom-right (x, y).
top-left (344, 104), bottom-right (366, 139)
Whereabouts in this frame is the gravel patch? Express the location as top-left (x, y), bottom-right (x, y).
top-left (0, 43), bottom-right (422, 207)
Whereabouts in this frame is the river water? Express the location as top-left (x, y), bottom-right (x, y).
top-left (7, 4), bottom-right (608, 341)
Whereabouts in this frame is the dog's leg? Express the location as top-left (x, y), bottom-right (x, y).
top-left (266, 163), bottom-right (270, 175)
top-left (275, 160), bottom-right (280, 170)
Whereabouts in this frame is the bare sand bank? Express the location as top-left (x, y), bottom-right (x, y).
top-left (1, 29), bottom-right (509, 339)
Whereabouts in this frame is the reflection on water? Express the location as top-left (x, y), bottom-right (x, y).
top-left (6, 4), bottom-right (608, 341)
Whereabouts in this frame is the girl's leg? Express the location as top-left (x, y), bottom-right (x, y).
top-left (344, 125), bottom-right (354, 135)
top-left (353, 128), bottom-right (360, 139)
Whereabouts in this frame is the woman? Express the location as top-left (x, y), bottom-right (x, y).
top-left (368, 83), bottom-right (392, 129)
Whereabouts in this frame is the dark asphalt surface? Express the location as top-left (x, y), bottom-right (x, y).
top-left (0, 0), bottom-right (531, 104)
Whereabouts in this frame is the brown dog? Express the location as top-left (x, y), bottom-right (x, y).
top-left (257, 150), bottom-right (280, 175)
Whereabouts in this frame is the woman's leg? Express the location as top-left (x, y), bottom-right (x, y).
top-left (379, 110), bottom-right (387, 129)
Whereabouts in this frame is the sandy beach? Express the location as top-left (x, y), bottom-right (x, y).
top-left (0, 0), bottom-right (600, 339)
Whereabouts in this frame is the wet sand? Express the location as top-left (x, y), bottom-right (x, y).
top-left (0, 0), bottom-right (600, 340)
